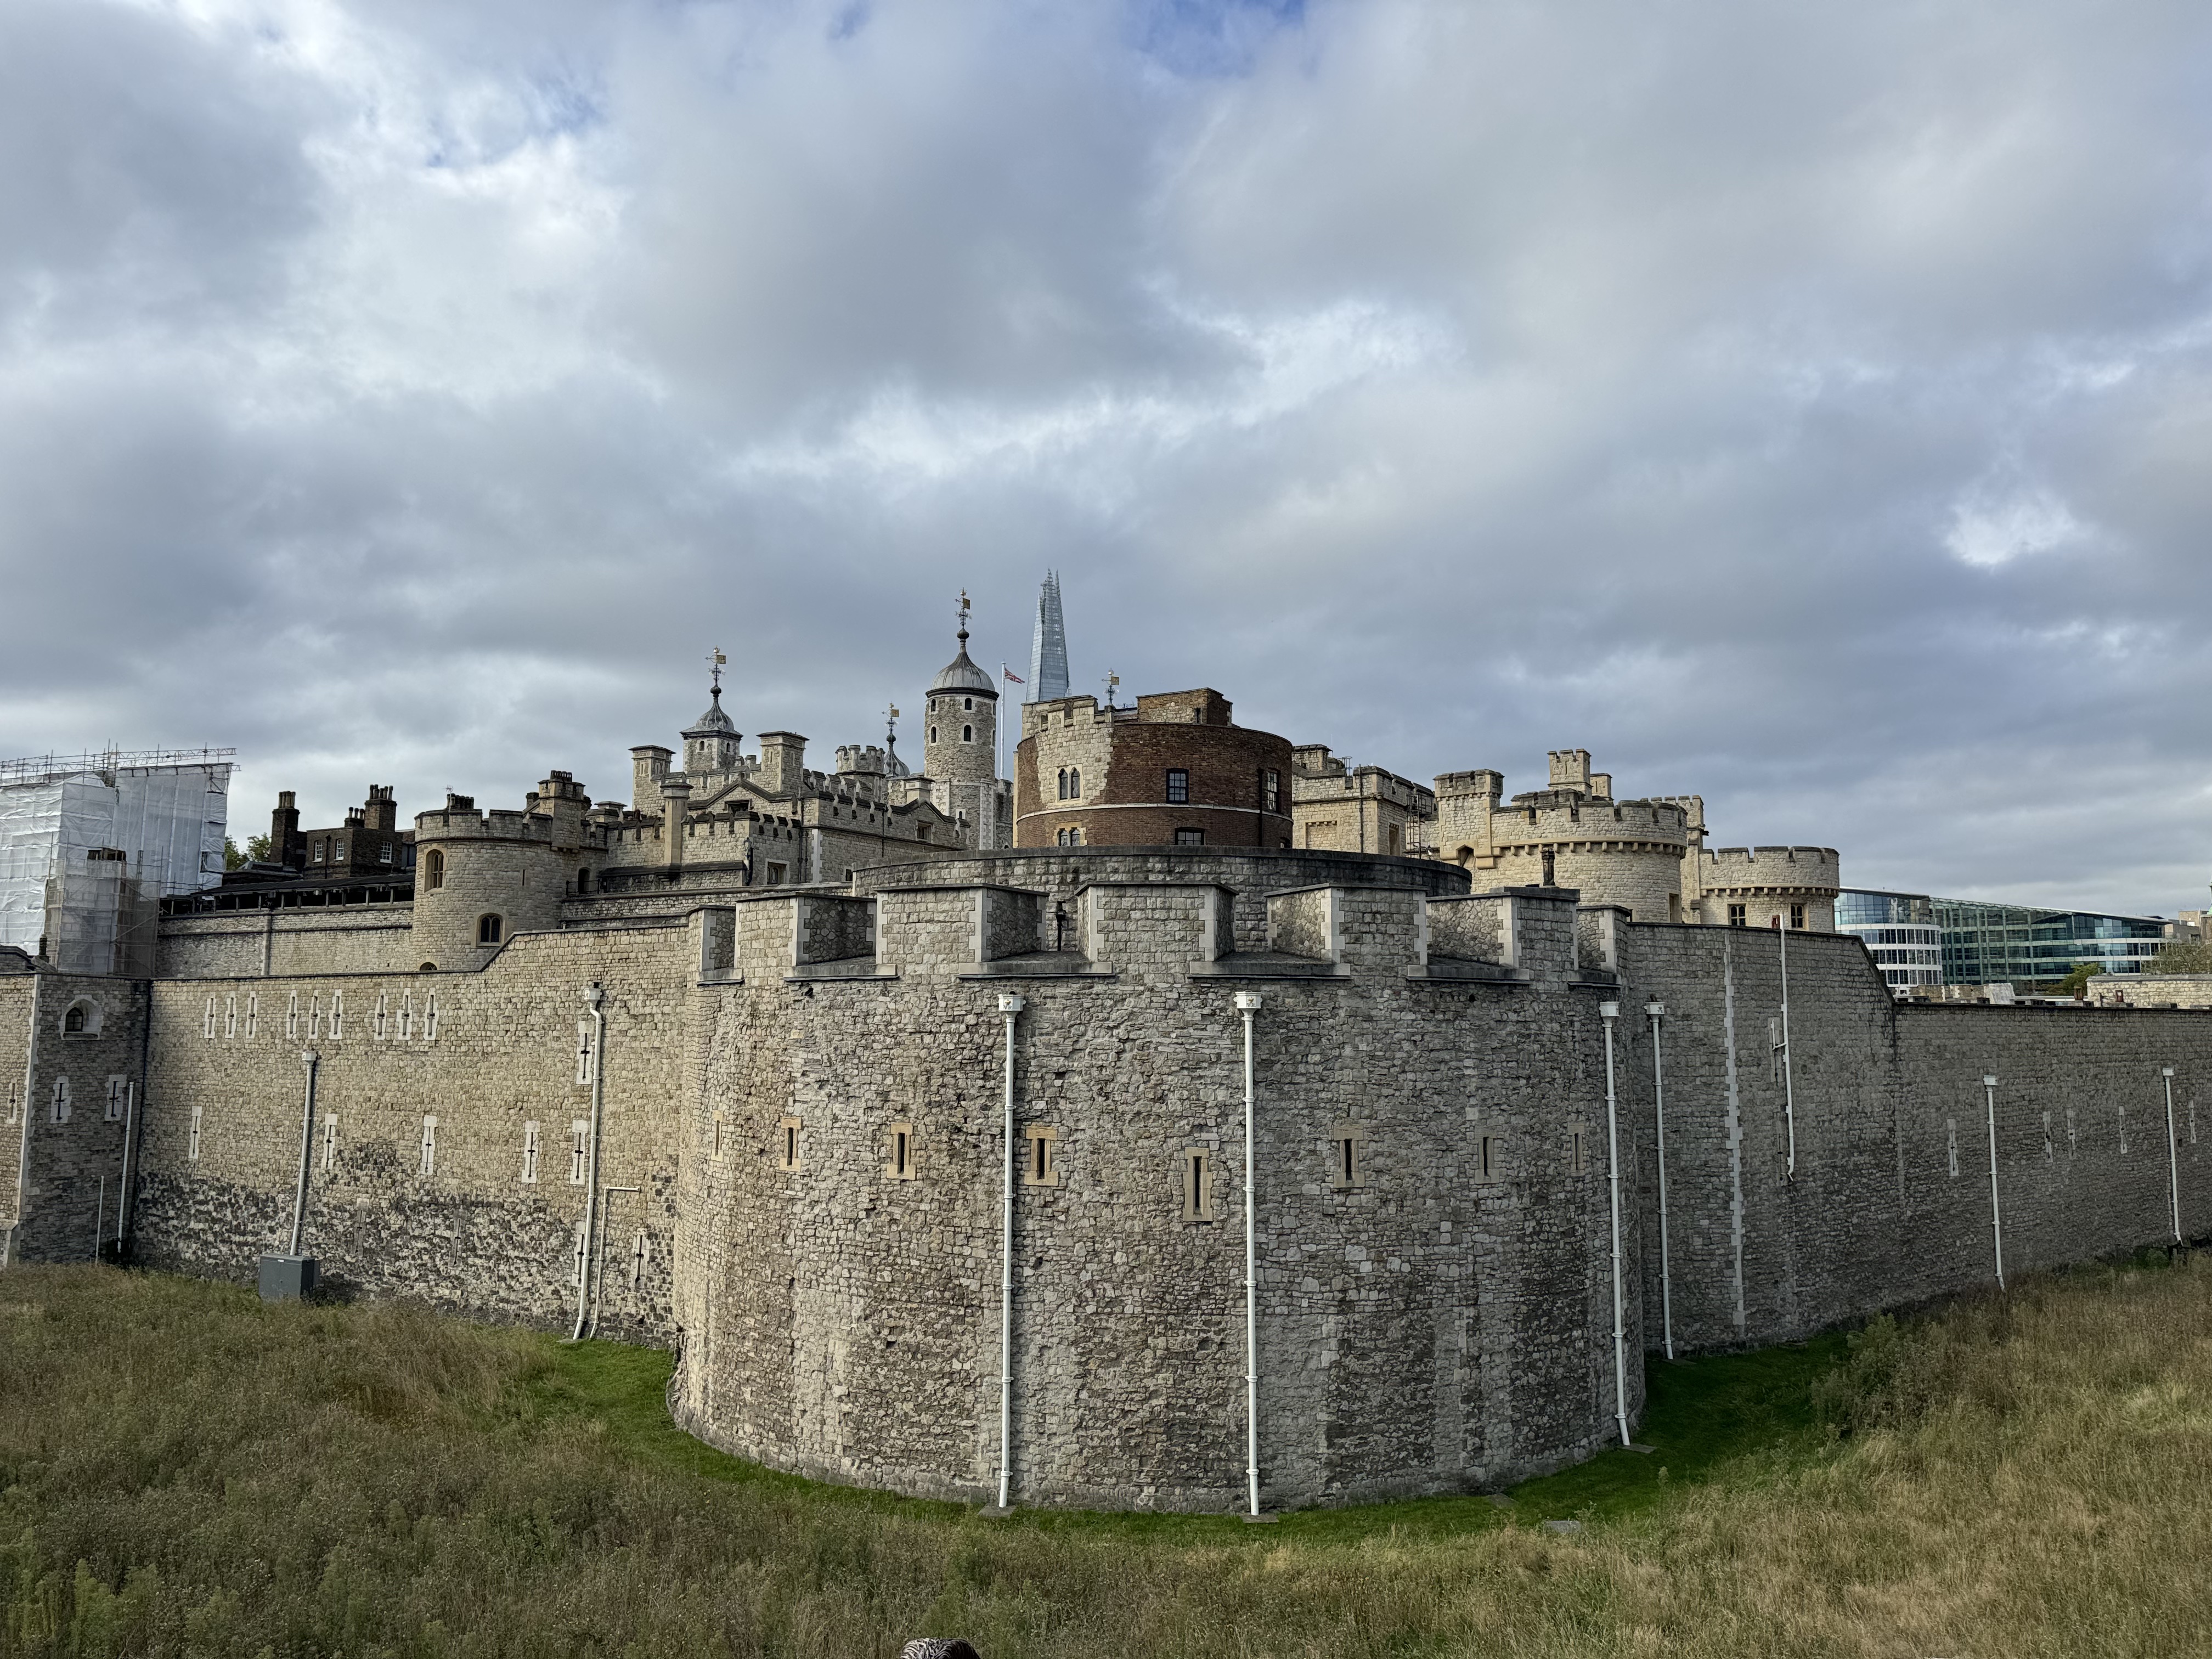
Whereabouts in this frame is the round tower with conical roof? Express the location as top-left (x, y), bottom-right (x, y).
top-left (921, 594), bottom-right (1009, 847)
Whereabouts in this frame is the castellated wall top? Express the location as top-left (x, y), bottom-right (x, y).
top-left (1694, 845), bottom-right (1842, 893)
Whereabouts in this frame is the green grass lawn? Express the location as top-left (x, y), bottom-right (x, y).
top-left (3, 1259), bottom-right (2209, 1656)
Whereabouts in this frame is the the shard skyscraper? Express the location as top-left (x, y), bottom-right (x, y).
top-left (1026, 570), bottom-right (1070, 703)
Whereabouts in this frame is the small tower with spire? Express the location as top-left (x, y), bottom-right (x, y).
top-left (921, 592), bottom-right (1011, 847)
top-left (682, 648), bottom-right (742, 777)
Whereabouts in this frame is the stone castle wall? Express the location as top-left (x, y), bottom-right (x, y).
top-left (8, 848), bottom-right (2212, 1514)
top-left (156, 906), bottom-right (418, 979)
top-left (127, 923), bottom-right (693, 1343)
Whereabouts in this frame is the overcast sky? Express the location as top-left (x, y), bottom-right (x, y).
top-left (2, 0), bottom-right (2208, 914)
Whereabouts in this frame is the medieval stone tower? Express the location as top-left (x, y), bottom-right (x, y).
top-left (922, 597), bottom-right (1010, 848)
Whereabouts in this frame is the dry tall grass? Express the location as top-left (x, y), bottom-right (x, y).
top-left (2, 1258), bottom-right (2208, 1657)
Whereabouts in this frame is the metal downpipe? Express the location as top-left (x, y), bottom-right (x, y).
top-left (1600, 1001), bottom-right (1630, 1447)
top-left (288, 1049), bottom-right (320, 1258)
top-left (571, 985), bottom-right (608, 1342)
top-left (996, 994), bottom-right (1025, 1511)
top-left (1646, 1001), bottom-right (1674, 1361)
top-left (1235, 991), bottom-right (1263, 1517)
top-left (1983, 1074), bottom-right (2005, 1289)
top-left (2163, 1067), bottom-right (2182, 1244)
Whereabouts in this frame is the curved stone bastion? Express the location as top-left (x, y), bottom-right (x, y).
top-left (669, 848), bottom-right (1638, 1511)
top-left (15, 848), bottom-right (2212, 1516)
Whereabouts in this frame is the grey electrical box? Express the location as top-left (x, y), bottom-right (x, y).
top-left (258, 1254), bottom-right (318, 1302)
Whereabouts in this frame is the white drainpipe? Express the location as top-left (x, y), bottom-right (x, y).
top-left (1599, 1000), bottom-right (1630, 1447)
top-left (996, 993), bottom-right (1025, 1510)
top-left (1779, 917), bottom-right (1797, 1181)
top-left (288, 1048), bottom-right (320, 1257)
top-left (1983, 1074), bottom-right (2005, 1288)
top-left (1646, 1001), bottom-right (1674, 1361)
top-left (2163, 1067), bottom-right (2181, 1243)
top-left (1235, 990), bottom-right (1263, 1517)
top-left (570, 984), bottom-right (608, 1341)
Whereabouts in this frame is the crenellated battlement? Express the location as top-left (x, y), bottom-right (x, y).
top-left (1695, 845), bottom-right (1841, 887)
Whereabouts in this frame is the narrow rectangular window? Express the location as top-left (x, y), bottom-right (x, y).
top-left (571, 1120), bottom-right (591, 1184)
top-left (374, 994), bottom-right (388, 1040)
top-left (398, 994), bottom-right (413, 1041)
top-left (49, 1078), bottom-right (71, 1123)
top-left (1790, 902), bottom-right (1807, 930)
top-left (321, 1114), bottom-right (337, 1172)
top-left (204, 997), bottom-right (217, 1039)
top-left (1568, 1127), bottom-right (1588, 1175)
top-left (1181, 1148), bottom-right (1214, 1220)
top-left (1262, 769), bottom-right (1280, 813)
top-left (575, 1019), bottom-right (596, 1087)
top-left (1165, 768), bottom-right (1189, 804)
top-left (1022, 1125), bottom-right (1060, 1187)
top-left (329, 991), bottom-right (343, 1040)
top-left (1728, 903), bottom-right (1747, 927)
top-left (522, 1120), bottom-right (540, 1184)
top-left (2042, 1110), bottom-right (2053, 1164)
top-left (188, 1104), bottom-right (203, 1163)
top-left (1946, 1118), bottom-right (1959, 1177)
top-left (884, 1121), bottom-right (916, 1181)
top-left (245, 994), bottom-right (257, 1039)
top-left (1479, 1134), bottom-right (1500, 1180)
top-left (419, 1115), bottom-right (437, 1177)
top-left (424, 995), bottom-right (439, 1042)
top-left (308, 996), bottom-right (321, 1040)
top-left (712, 1113), bottom-right (726, 1160)
top-left (287, 992), bottom-right (300, 1040)
top-left (1330, 1124), bottom-right (1368, 1189)
top-left (2066, 1105), bottom-right (2078, 1156)
top-left (4, 1084), bottom-right (18, 1125)
top-left (778, 1115), bottom-right (803, 1172)
top-left (105, 1076), bottom-right (126, 1122)
top-left (574, 1223), bottom-right (589, 1289)
top-left (224, 995), bottom-right (238, 1039)
top-left (2117, 1105), bottom-right (2129, 1154)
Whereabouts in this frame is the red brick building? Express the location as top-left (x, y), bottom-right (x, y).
top-left (1012, 688), bottom-right (1294, 849)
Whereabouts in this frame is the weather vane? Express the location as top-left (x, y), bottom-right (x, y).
top-left (707, 647), bottom-right (726, 693)
top-left (957, 591), bottom-right (971, 638)
top-left (1103, 669), bottom-right (1120, 708)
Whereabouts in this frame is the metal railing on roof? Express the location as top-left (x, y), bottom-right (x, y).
top-left (0, 747), bottom-right (237, 786)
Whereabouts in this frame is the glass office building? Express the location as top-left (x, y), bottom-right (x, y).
top-left (1929, 898), bottom-right (2164, 990)
top-left (1835, 890), bottom-right (1943, 990)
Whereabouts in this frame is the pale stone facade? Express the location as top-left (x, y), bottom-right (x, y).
top-left (1288, 746), bottom-right (1434, 857)
top-left (12, 659), bottom-right (2205, 1518)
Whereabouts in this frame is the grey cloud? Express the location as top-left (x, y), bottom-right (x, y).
top-left (0, 0), bottom-right (2207, 918)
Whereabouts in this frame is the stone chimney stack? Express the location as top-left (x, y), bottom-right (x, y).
top-left (631, 746), bottom-right (672, 816)
top-left (270, 791), bottom-right (302, 868)
top-left (659, 777), bottom-right (691, 870)
top-left (758, 732), bottom-right (807, 798)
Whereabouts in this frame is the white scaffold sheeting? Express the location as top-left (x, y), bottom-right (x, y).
top-left (0, 757), bottom-right (232, 953)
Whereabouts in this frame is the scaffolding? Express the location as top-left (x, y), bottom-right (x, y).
top-left (0, 749), bottom-right (234, 974)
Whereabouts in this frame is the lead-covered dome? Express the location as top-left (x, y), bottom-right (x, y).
top-left (930, 630), bottom-right (998, 698)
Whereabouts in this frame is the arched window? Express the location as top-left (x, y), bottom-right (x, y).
top-left (963, 696), bottom-right (973, 711)
top-left (424, 849), bottom-right (445, 891)
top-left (419, 962), bottom-right (437, 973)
top-left (929, 726), bottom-right (939, 743)
top-left (962, 724), bottom-right (974, 743)
top-left (64, 1006), bottom-right (86, 1034)
top-left (1056, 768), bottom-right (1068, 800)
top-left (1068, 766), bottom-right (1080, 797)
top-left (478, 913), bottom-right (504, 946)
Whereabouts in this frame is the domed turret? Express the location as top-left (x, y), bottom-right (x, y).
top-left (923, 596), bottom-right (999, 791)
top-left (683, 653), bottom-right (743, 776)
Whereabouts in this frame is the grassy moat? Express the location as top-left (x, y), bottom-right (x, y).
top-left (3, 1260), bottom-right (2209, 1657)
